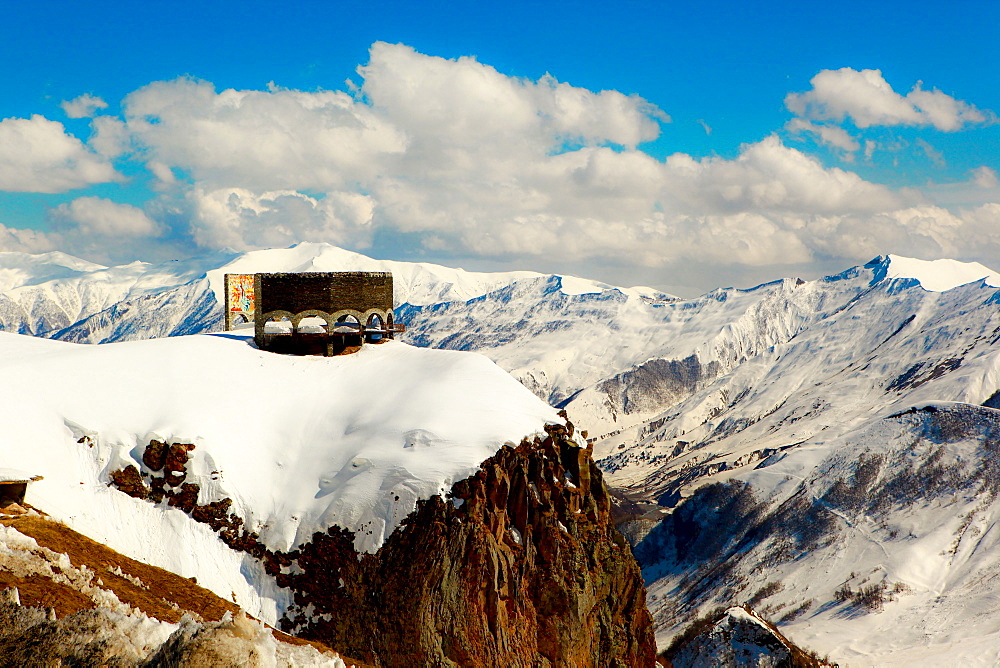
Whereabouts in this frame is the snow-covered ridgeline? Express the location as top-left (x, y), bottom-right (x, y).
top-left (640, 402), bottom-right (1000, 667)
top-left (0, 332), bottom-right (557, 622)
top-left (595, 265), bottom-right (1000, 492)
top-left (2, 245), bottom-right (996, 429)
top-left (0, 242), bottom-right (665, 345)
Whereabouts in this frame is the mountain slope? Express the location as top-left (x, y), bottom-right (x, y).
top-left (638, 402), bottom-right (1000, 666)
top-left (596, 256), bottom-right (1000, 497)
top-left (0, 332), bottom-right (557, 622)
top-left (0, 512), bottom-right (346, 666)
top-left (0, 329), bottom-right (655, 663)
top-left (6, 245), bottom-right (1000, 663)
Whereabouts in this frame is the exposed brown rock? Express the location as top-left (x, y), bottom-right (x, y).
top-left (0, 516), bottom-right (347, 665)
top-left (167, 483), bottom-right (200, 513)
top-left (282, 424), bottom-right (656, 667)
top-left (109, 466), bottom-right (148, 500)
top-left (106, 428), bottom-right (657, 666)
top-left (142, 440), bottom-right (168, 471)
top-left (163, 443), bottom-right (194, 474)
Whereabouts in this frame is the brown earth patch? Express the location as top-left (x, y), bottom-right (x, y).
top-left (0, 573), bottom-right (94, 619)
top-left (0, 514), bottom-right (350, 661)
top-left (1, 514), bottom-right (237, 624)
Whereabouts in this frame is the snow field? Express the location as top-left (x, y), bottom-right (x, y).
top-left (0, 332), bottom-right (557, 621)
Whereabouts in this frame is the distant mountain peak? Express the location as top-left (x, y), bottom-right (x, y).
top-left (867, 253), bottom-right (1000, 291)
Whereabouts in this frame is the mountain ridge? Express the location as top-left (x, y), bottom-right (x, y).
top-left (4, 243), bottom-right (1000, 663)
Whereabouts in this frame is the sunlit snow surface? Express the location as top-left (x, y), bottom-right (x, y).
top-left (881, 254), bottom-right (1000, 291)
top-left (0, 333), bottom-right (557, 622)
top-left (5, 245), bottom-right (1000, 662)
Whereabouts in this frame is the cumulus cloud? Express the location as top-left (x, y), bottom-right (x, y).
top-left (0, 224), bottom-right (56, 254)
top-left (53, 197), bottom-right (162, 237)
top-left (114, 45), bottom-right (992, 277)
top-left (786, 68), bottom-right (991, 131)
top-left (661, 136), bottom-right (901, 215)
top-left (88, 116), bottom-right (130, 158)
top-left (121, 77), bottom-right (407, 191)
top-left (0, 115), bottom-right (121, 193)
top-left (358, 43), bottom-right (665, 151)
top-left (61, 93), bottom-right (108, 119)
top-left (187, 188), bottom-right (374, 251)
top-left (17, 44), bottom-right (1000, 291)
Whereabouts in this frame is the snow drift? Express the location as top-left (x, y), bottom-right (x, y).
top-left (0, 332), bottom-right (557, 623)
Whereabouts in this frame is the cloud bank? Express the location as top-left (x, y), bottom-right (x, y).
top-left (0, 115), bottom-right (120, 193)
top-left (0, 44), bottom-right (996, 291)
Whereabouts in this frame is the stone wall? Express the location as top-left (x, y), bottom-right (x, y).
top-left (252, 272), bottom-right (397, 354)
top-left (254, 272), bottom-right (392, 317)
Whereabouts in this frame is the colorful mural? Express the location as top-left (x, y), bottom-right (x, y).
top-left (224, 274), bottom-right (255, 329)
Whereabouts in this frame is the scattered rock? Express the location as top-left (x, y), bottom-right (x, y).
top-left (662, 605), bottom-right (834, 667)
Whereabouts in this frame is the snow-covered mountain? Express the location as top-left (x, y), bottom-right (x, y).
top-left (0, 332), bottom-right (556, 622)
top-left (0, 330), bottom-right (653, 665)
top-left (592, 255), bottom-right (1000, 495)
top-left (386, 248), bottom-right (1000, 665)
top-left (5, 243), bottom-right (1000, 664)
top-left (638, 401), bottom-right (1000, 666)
top-left (0, 242), bottom-right (560, 343)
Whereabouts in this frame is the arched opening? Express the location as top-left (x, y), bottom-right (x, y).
top-left (365, 313), bottom-right (385, 343)
top-left (259, 313), bottom-right (297, 354)
top-left (334, 313), bottom-right (361, 332)
top-left (262, 314), bottom-right (294, 335)
top-left (297, 316), bottom-right (327, 334)
top-left (290, 311), bottom-right (334, 356)
top-left (328, 314), bottom-right (363, 355)
top-left (386, 312), bottom-right (395, 340)
top-left (229, 312), bottom-right (252, 331)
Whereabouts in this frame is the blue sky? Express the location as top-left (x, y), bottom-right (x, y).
top-left (1, 0), bottom-right (997, 293)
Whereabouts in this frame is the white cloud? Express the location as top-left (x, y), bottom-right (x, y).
top-left (0, 115), bottom-right (121, 193)
top-left (661, 136), bottom-right (901, 215)
top-left (0, 224), bottom-right (56, 254)
top-left (785, 118), bottom-right (861, 153)
top-left (915, 138), bottom-right (945, 167)
top-left (864, 140), bottom-right (877, 161)
top-left (187, 187), bottom-right (374, 251)
top-left (119, 55), bottom-right (967, 275)
top-left (88, 116), bottom-right (130, 158)
top-left (61, 93), bottom-right (108, 119)
top-left (971, 166), bottom-right (999, 189)
top-left (122, 76), bottom-right (408, 191)
top-left (786, 68), bottom-right (990, 131)
top-left (358, 43), bottom-right (664, 152)
top-left (53, 197), bottom-right (162, 237)
top-left (20, 44), bottom-right (999, 291)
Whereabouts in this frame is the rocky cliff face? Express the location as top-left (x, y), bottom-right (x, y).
top-left (107, 419), bottom-right (656, 666)
top-left (280, 420), bottom-right (656, 667)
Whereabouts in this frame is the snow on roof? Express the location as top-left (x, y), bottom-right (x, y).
top-left (0, 468), bottom-right (41, 484)
top-left (882, 255), bottom-right (1000, 292)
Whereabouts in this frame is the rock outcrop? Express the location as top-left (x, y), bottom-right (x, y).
top-left (0, 516), bottom-right (345, 667)
top-left (108, 420), bottom-right (656, 666)
top-left (660, 606), bottom-right (833, 668)
top-left (281, 419), bottom-right (656, 666)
